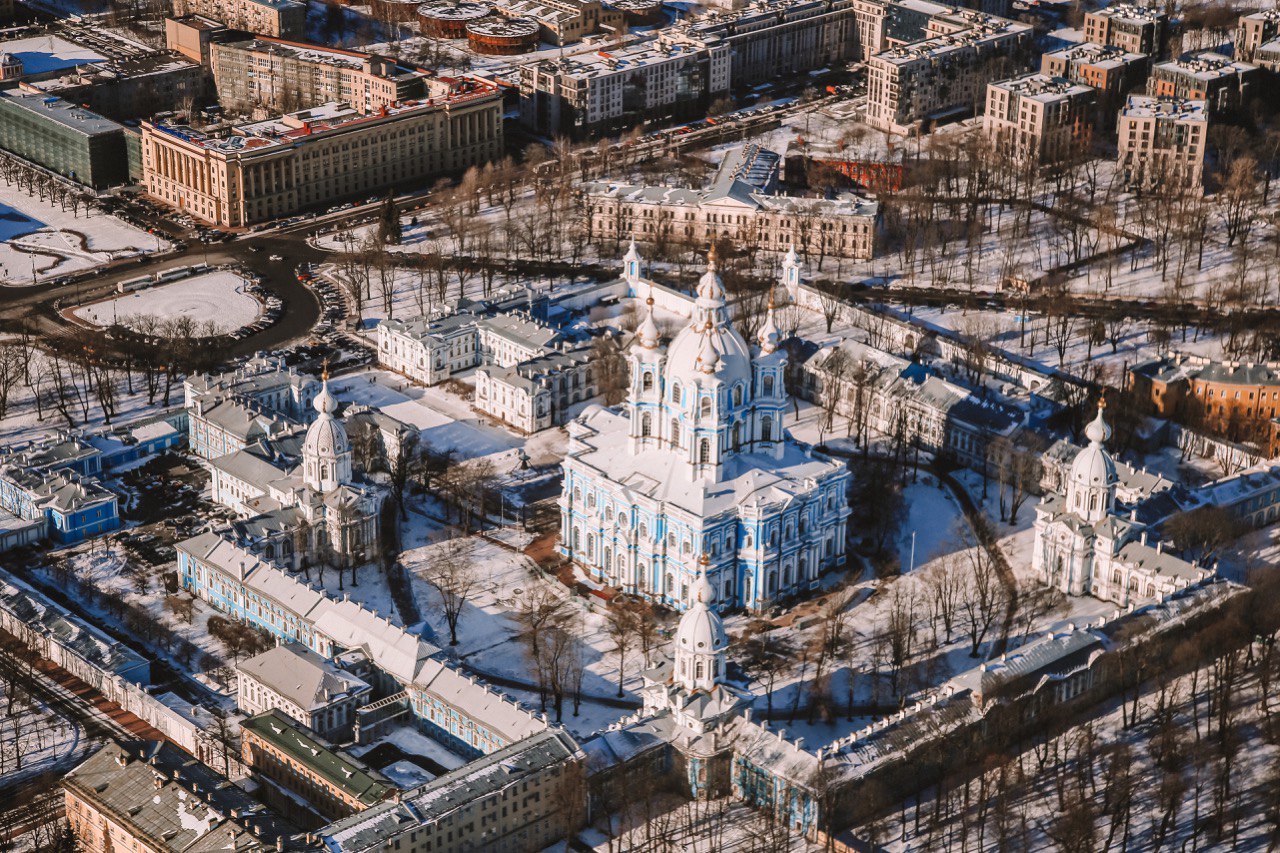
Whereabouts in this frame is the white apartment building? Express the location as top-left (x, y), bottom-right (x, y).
top-left (983, 73), bottom-right (1095, 167)
top-left (377, 312), bottom-right (481, 385)
top-left (1117, 95), bottom-right (1207, 191)
top-left (474, 346), bottom-right (596, 433)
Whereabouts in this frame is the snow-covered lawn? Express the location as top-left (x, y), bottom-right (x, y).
top-left (398, 508), bottom-right (638, 737)
top-left (0, 680), bottom-right (93, 780)
top-left (72, 271), bottom-right (260, 333)
top-left (0, 179), bottom-right (168, 284)
top-left (328, 369), bottom-right (520, 459)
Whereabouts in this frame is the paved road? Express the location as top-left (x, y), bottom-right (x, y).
top-left (0, 224), bottom-right (328, 357)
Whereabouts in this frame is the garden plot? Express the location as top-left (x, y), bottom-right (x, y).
top-left (0, 180), bottom-right (166, 284)
top-left (73, 271), bottom-right (260, 333)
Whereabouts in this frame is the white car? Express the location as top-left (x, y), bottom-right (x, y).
top-left (268, 254), bottom-right (283, 261)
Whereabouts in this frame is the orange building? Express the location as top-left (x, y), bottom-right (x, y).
top-left (1128, 354), bottom-right (1280, 455)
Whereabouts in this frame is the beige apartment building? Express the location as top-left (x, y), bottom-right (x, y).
top-left (1082, 4), bottom-right (1167, 57)
top-left (141, 78), bottom-right (501, 227)
top-left (1040, 42), bottom-right (1148, 124)
top-left (172, 0), bottom-right (305, 38)
top-left (1237, 9), bottom-right (1280, 62)
top-left (1117, 95), bottom-right (1207, 191)
top-left (983, 73), bottom-right (1094, 167)
top-left (211, 37), bottom-right (428, 116)
top-left (1148, 51), bottom-right (1258, 116)
top-left (865, 18), bottom-right (1033, 134)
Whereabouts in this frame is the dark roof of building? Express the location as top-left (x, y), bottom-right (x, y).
top-left (242, 710), bottom-right (393, 806)
top-left (63, 741), bottom-right (303, 852)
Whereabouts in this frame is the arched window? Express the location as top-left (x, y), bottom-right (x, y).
top-left (733, 385), bottom-right (743, 406)
top-left (723, 579), bottom-right (733, 601)
top-left (665, 572), bottom-right (674, 593)
top-left (672, 383), bottom-right (682, 405)
top-left (642, 372), bottom-right (654, 391)
top-left (695, 660), bottom-right (705, 680)
top-left (671, 420), bottom-right (681, 447)
top-left (699, 438), bottom-right (711, 463)
top-left (763, 375), bottom-right (775, 397)
top-left (1089, 494), bottom-right (1098, 513)
top-left (587, 534), bottom-right (596, 559)
top-left (639, 522), bottom-right (648, 539)
top-left (603, 547), bottom-right (612, 572)
top-left (641, 413), bottom-right (652, 437)
top-left (732, 423), bottom-right (742, 451)
top-left (762, 416), bottom-right (774, 442)
top-left (700, 397), bottom-right (712, 418)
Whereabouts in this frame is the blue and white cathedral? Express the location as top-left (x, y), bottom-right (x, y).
top-left (559, 247), bottom-right (851, 612)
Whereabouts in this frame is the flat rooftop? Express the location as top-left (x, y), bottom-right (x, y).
top-left (990, 72), bottom-right (1092, 101)
top-left (1121, 94), bottom-right (1206, 120)
top-left (219, 36), bottom-right (426, 82)
top-left (0, 90), bottom-right (123, 136)
top-left (0, 34), bottom-right (106, 76)
top-left (1088, 3), bottom-right (1164, 24)
top-left (151, 80), bottom-right (497, 153)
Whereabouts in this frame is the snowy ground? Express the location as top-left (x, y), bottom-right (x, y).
top-left (0, 179), bottom-right (168, 285)
top-left (328, 369), bottom-right (520, 459)
top-left (398, 505), bottom-right (638, 738)
top-left (866, 656), bottom-right (1280, 852)
top-left (72, 271), bottom-right (260, 333)
top-left (0, 679), bottom-right (93, 781)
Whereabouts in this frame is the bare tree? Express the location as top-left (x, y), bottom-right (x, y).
top-left (421, 534), bottom-right (478, 645)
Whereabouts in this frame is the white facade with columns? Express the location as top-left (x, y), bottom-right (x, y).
top-left (559, 248), bottom-right (851, 613)
top-left (1032, 406), bottom-right (1213, 605)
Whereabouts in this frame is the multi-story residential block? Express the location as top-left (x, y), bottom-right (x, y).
top-left (983, 73), bottom-right (1095, 166)
top-left (475, 345), bottom-right (597, 433)
top-left (0, 32), bottom-right (204, 122)
top-left (1149, 51), bottom-right (1259, 116)
top-left (316, 729), bottom-right (584, 853)
top-left (172, 0), bottom-right (305, 38)
top-left (1082, 4), bottom-right (1167, 56)
top-left (141, 78), bottom-right (501, 226)
top-left (242, 710), bottom-right (393, 826)
top-left (237, 643), bottom-right (373, 742)
top-left (492, 0), bottom-right (625, 43)
top-left (1258, 39), bottom-right (1280, 73)
top-left (1116, 95), bottom-right (1207, 190)
top-left (584, 145), bottom-right (878, 259)
top-left (64, 741), bottom-right (298, 853)
top-left (1237, 9), bottom-right (1280, 62)
top-left (865, 18), bottom-right (1033, 133)
top-left (1040, 42), bottom-right (1149, 125)
top-left (165, 14), bottom-right (226, 63)
top-left (210, 37), bottom-right (428, 116)
top-left (673, 0), bottom-right (863, 87)
top-left (520, 36), bottom-right (729, 138)
top-left (1128, 353), bottom-right (1280, 456)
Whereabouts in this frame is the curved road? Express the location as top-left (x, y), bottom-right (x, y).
top-left (0, 224), bottom-right (330, 357)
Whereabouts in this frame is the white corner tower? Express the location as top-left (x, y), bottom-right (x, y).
top-left (1066, 402), bottom-right (1117, 524)
top-left (674, 557), bottom-right (729, 692)
top-left (302, 369), bottom-right (352, 494)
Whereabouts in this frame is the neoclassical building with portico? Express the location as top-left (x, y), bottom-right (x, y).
top-left (558, 248), bottom-right (850, 612)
